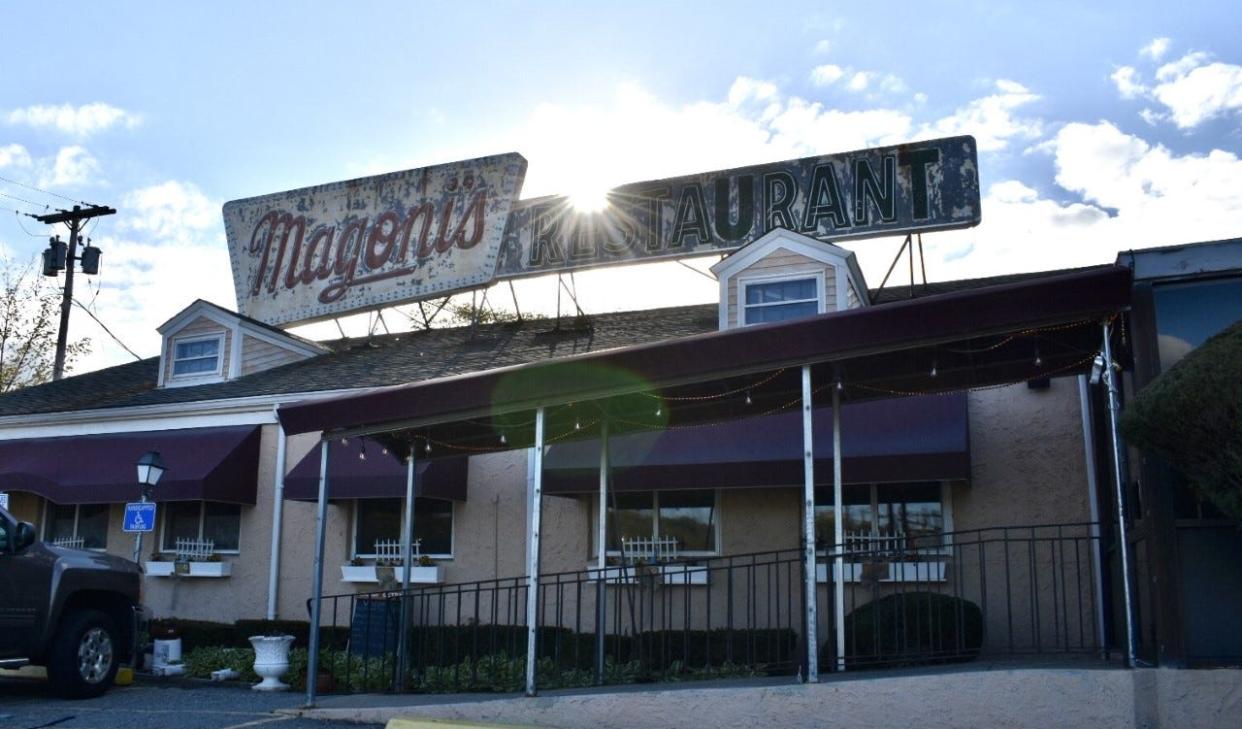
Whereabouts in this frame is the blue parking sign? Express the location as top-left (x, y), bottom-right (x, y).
top-left (123, 502), bottom-right (156, 533)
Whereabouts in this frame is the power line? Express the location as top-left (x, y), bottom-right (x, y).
top-left (9, 209), bottom-right (49, 237)
top-left (71, 298), bottom-right (143, 361)
top-left (0, 188), bottom-right (50, 212)
top-left (0, 172), bottom-right (94, 207)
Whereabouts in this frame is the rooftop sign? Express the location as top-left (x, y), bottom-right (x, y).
top-left (495, 136), bottom-right (979, 279)
top-left (224, 153), bottom-right (527, 327)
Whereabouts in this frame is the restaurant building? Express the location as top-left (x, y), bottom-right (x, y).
top-left (0, 139), bottom-right (1234, 691)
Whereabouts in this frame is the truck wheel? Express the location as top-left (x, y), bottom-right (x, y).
top-left (47, 609), bottom-right (119, 698)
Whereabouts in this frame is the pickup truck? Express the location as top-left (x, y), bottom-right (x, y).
top-left (0, 504), bottom-right (143, 698)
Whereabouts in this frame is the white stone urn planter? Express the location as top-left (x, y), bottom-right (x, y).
top-left (249, 635), bottom-right (295, 691)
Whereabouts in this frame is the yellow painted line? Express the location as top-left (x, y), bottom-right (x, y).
top-left (387, 718), bottom-right (547, 729)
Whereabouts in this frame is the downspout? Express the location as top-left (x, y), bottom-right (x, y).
top-left (1077, 375), bottom-right (1107, 655)
top-left (266, 406), bottom-right (287, 620)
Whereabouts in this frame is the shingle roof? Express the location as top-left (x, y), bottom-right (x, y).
top-left (0, 264), bottom-right (1105, 419)
top-left (0, 306), bottom-right (721, 417)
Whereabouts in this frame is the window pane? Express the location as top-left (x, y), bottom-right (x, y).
top-left (658, 490), bottom-right (716, 552)
top-left (162, 502), bottom-right (201, 551)
top-left (77, 504), bottom-right (109, 549)
top-left (876, 482), bottom-right (943, 545)
top-left (176, 339), bottom-right (219, 359)
top-left (173, 356), bottom-right (218, 375)
top-left (1153, 278), bottom-right (1242, 370)
top-left (355, 498), bottom-right (402, 555)
top-left (202, 502), bottom-right (241, 551)
top-left (45, 503), bottom-right (77, 544)
top-left (414, 498), bottom-right (453, 555)
top-left (815, 485), bottom-right (875, 548)
top-left (607, 492), bottom-right (654, 550)
top-left (745, 279), bottom-right (817, 305)
top-left (744, 301), bottom-right (819, 324)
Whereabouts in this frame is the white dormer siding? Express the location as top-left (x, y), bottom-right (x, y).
top-left (156, 300), bottom-right (327, 388)
top-left (710, 229), bottom-right (870, 331)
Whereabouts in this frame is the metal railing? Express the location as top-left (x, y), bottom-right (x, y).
top-left (307, 521), bottom-right (1112, 694)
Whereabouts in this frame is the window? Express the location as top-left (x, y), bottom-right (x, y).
top-left (352, 498), bottom-right (454, 557)
top-left (606, 490), bottom-right (718, 555)
top-left (171, 335), bottom-right (222, 377)
top-left (161, 502), bottom-right (241, 552)
top-left (44, 502), bottom-right (109, 549)
top-left (1153, 277), bottom-right (1242, 371)
top-left (814, 482), bottom-right (947, 552)
top-left (742, 277), bottom-right (820, 325)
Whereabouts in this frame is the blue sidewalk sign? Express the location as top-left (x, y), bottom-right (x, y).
top-left (123, 502), bottom-right (156, 533)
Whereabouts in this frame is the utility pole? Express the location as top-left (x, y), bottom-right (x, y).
top-left (35, 204), bottom-right (115, 380)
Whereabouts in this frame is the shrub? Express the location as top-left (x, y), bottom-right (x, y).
top-left (1120, 320), bottom-right (1242, 521)
top-left (831, 592), bottom-right (982, 668)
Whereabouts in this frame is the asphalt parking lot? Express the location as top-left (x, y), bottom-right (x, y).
top-left (0, 675), bottom-right (382, 729)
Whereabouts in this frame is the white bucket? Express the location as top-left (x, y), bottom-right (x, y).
top-left (152, 638), bottom-right (182, 669)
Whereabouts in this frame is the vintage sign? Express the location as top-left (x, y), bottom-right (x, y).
top-left (495, 136), bottom-right (979, 279)
top-left (224, 153), bottom-right (528, 326)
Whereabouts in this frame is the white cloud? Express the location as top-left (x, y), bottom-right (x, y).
top-left (810, 64), bottom-right (845, 86)
top-left (813, 39), bottom-right (832, 55)
top-left (1140, 37), bottom-right (1172, 61)
top-left (0, 143), bottom-right (32, 169)
top-left (847, 71), bottom-right (872, 92)
top-left (120, 180), bottom-right (219, 245)
top-left (6, 102), bottom-right (141, 137)
top-left (919, 79), bottom-right (1043, 152)
top-left (37, 146), bottom-right (100, 188)
top-left (72, 180), bottom-right (233, 371)
top-left (1111, 66), bottom-right (1147, 99)
top-left (1151, 61), bottom-right (1242, 128)
top-left (1155, 51), bottom-right (1210, 82)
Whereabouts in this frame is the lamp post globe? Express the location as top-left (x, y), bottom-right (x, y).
top-left (136, 451), bottom-right (166, 488)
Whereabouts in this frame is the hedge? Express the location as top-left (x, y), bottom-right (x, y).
top-left (1120, 319), bottom-right (1242, 521)
top-left (829, 592), bottom-right (983, 668)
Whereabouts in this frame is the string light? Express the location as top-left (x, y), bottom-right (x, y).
top-left (340, 438), bottom-right (348, 446)
top-left (1034, 346), bottom-right (1043, 367)
top-left (745, 391), bottom-right (752, 405)
top-left (929, 358), bottom-right (938, 378)
top-left (836, 379), bottom-right (844, 392)
top-left (424, 441), bottom-right (431, 454)
top-left (499, 432), bottom-right (507, 445)
top-left (574, 419), bottom-right (582, 430)
top-left (655, 405), bottom-right (662, 417)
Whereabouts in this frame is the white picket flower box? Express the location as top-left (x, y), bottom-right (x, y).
top-left (815, 561), bottom-right (945, 583)
top-left (339, 564), bottom-right (444, 584)
top-left (143, 560), bottom-right (232, 578)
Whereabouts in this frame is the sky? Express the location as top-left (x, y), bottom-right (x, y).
top-left (1, 1), bottom-right (1240, 374)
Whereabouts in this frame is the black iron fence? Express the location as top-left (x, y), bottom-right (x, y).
top-left (308, 521), bottom-right (1112, 694)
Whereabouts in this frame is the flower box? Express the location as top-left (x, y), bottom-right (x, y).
top-left (587, 564), bottom-right (710, 586)
top-left (816, 561), bottom-right (945, 584)
top-left (143, 560), bottom-right (232, 578)
top-left (339, 564), bottom-right (444, 584)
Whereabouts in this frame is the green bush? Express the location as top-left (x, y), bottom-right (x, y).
top-left (144, 618), bottom-right (348, 652)
top-left (1121, 319), bottom-right (1242, 521)
top-left (183, 646), bottom-right (259, 682)
top-left (831, 592), bottom-right (983, 667)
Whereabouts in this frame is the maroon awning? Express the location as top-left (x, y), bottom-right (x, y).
top-left (278, 265), bottom-right (1132, 445)
top-left (283, 436), bottom-right (468, 501)
top-left (0, 426), bottom-right (261, 505)
top-left (544, 393), bottom-right (969, 493)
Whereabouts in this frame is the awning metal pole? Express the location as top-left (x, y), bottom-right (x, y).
top-left (395, 450), bottom-right (416, 690)
top-left (833, 383), bottom-right (846, 672)
top-left (596, 418), bottom-right (609, 685)
top-left (1102, 320), bottom-right (1137, 668)
top-left (304, 440), bottom-right (330, 708)
top-left (800, 365), bottom-right (819, 682)
top-left (525, 407), bottom-right (546, 696)
top-left (266, 417), bottom-right (288, 620)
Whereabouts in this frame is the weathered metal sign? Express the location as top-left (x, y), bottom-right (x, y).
top-left (224, 153), bottom-right (528, 326)
top-left (495, 136), bottom-right (979, 279)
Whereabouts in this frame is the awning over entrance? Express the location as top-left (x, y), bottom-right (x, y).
top-left (543, 393), bottom-right (969, 493)
top-left (283, 437), bottom-right (468, 502)
top-left (0, 425), bottom-right (261, 505)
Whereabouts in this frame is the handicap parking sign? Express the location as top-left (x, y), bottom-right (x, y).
top-left (123, 502), bottom-right (156, 533)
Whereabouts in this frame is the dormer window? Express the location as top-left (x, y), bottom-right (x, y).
top-left (742, 275), bottom-right (822, 325)
top-left (172, 335), bottom-right (223, 378)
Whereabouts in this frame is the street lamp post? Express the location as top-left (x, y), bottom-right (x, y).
top-left (132, 451), bottom-right (166, 563)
